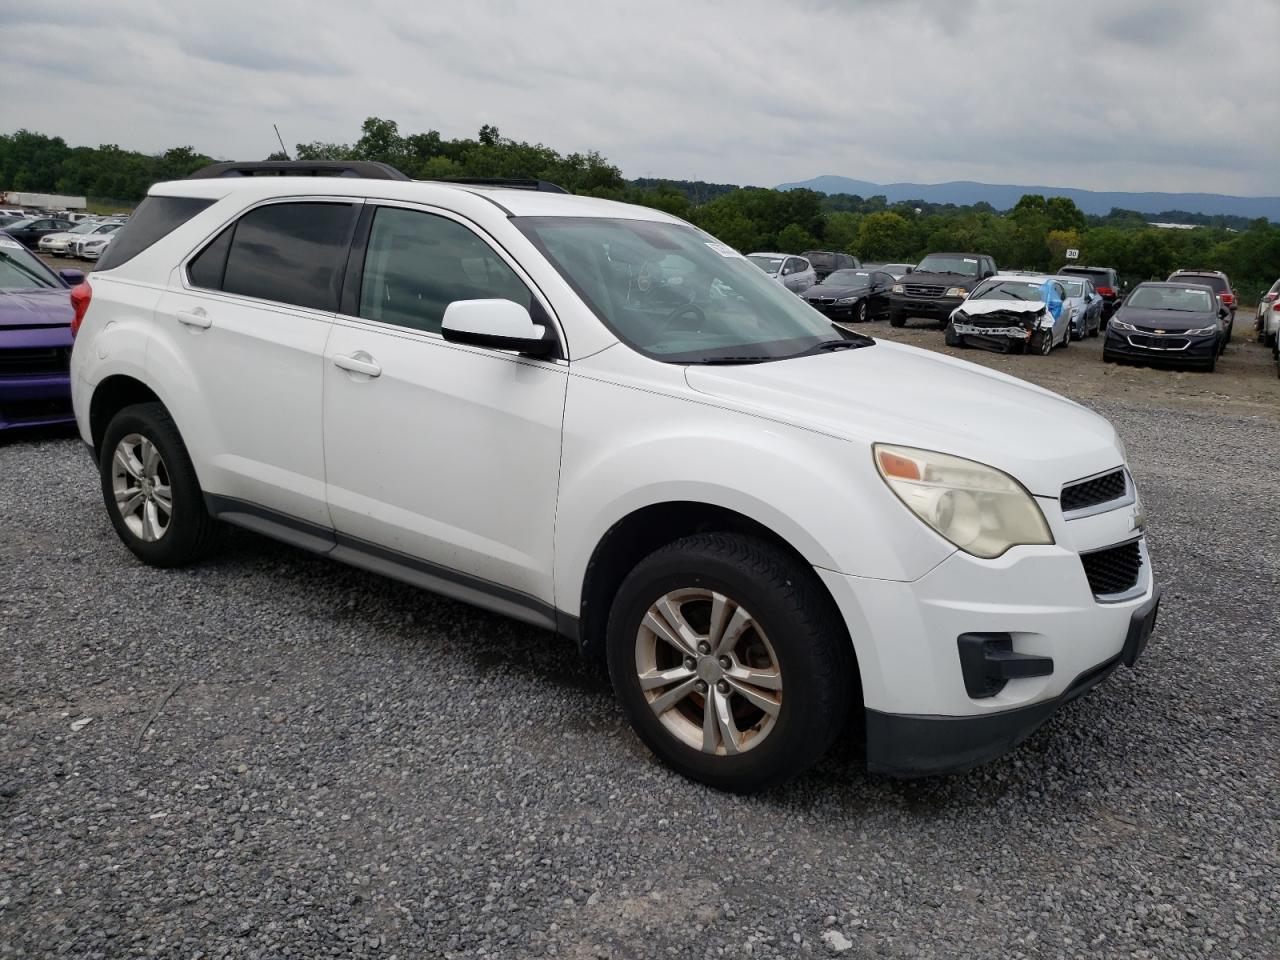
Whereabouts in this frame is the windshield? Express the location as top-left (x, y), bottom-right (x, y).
top-left (5, 218), bottom-right (37, 230)
top-left (1169, 273), bottom-right (1227, 293)
top-left (0, 238), bottom-right (59, 289)
top-left (1059, 279), bottom-right (1084, 297)
top-left (971, 280), bottom-right (1049, 302)
top-left (746, 255), bottom-right (783, 275)
top-left (68, 221), bottom-right (101, 235)
top-left (515, 218), bottom-right (857, 363)
top-left (821, 270), bottom-right (871, 288)
top-left (916, 254), bottom-right (980, 276)
top-left (1128, 286), bottom-right (1213, 312)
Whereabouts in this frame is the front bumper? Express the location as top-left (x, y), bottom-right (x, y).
top-left (1104, 327), bottom-right (1218, 365)
top-left (806, 299), bottom-right (863, 319)
top-left (865, 588), bottom-right (1161, 775)
top-left (815, 488), bottom-right (1157, 775)
top-left (0, 330), bottom-right (75, 431)
top-left (891, 294), bottom-right (962, 320)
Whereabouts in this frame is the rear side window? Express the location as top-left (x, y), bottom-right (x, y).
top-left (219, 202), bottom-right (357, 312)
top-left (187, 225), bottom-right (234, 290)
top-left (95, 196), bottom-right (214, 270)
top-left (357, 206), bottom-right (531, 333)
top-left (1170, 273), bottom-right (1227, 293)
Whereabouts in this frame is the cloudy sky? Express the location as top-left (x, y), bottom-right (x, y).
top-left (3, 0), bottom-right (1278, 195)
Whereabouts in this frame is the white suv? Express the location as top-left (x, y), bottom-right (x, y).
top-left (69, 162), bottom-right (1161, 792)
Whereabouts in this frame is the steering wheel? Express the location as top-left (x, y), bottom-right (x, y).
top-left (664, 303), bottom-right (706, 330)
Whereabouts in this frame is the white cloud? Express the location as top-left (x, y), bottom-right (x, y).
top-left (2, 0), bottom-right (1277, 194)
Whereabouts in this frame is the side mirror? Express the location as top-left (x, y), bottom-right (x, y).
top-left (441, 299), bottom-right (555, 356)
top-left (905, 266), bottom-right (914, 274)
top-left (59, 268), bottom-right (85, 285)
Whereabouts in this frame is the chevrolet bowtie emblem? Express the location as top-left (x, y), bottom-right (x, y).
top-left (1154, 329), bottom-right (1166, 334)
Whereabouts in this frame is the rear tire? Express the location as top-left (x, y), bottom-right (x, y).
top-left (99, 402), bottom-right (218, 568)
top-left (606, 533), bottom-right (854, 793)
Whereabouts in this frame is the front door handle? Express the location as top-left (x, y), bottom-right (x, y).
top-left (332, 352), bottom-right (382, 378)
top-left (177, 308), bottom-right (212, 329)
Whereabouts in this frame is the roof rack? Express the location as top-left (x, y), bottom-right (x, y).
top-left (435, 177), bottom-right (569, 194)
top-left (187, 160), bottom-right (410, 181)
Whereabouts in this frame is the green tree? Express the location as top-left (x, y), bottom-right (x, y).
top-left (776, 222), bottom-right (817, 253)
top-left (856, 212), bottom-right (911, 260)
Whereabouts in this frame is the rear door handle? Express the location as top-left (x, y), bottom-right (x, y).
top-left (177, 309), bottom-right (212, 329)
top-left (332, 352), bottom-right (382, 378)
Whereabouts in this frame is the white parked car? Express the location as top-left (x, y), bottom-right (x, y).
top-left (71, 231), bottom-right (118, 261)
top-left (39, 220), bottom-right (122, 257)
top-left (946, 274), bottom-right (1073, 355)
top-left (1256, 278), bottom-right (1280, 347)
top-left (69, 163), bottom-right (1161, 792)
top-left (746, 252), bottom-right (816, 293)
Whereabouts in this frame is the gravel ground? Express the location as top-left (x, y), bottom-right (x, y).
top-left (2, 335), bottom-right (1278, 958)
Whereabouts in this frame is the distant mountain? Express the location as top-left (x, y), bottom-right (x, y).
top-left (776, 175), bottom-right (1280, 222)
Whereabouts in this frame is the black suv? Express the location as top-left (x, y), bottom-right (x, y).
top-left (1057, 265), bottom-right (1123, 324)
top-left (889, 252), bottom-right (996, 328)
top-left (802, 250), bottom-right (861, 282)
top-left (1167, 270), bottom-right (1236, 343)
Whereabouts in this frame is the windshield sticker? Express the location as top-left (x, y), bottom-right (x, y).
top-left (0, 238), bottom-right (22, 249)
top-left (963, 258), bottom-right (977, 263)
top-left (705, 242), bottom-right (741, 258)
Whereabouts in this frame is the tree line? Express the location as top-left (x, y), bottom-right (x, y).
top-left (3, 120), bottom-right (1277, 300)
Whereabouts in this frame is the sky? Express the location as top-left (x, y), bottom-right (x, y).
top-left (3, 0), bottom-right (1279, 196)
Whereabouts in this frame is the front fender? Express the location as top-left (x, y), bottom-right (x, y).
top-left (553, 370), bottom-right (955, 615)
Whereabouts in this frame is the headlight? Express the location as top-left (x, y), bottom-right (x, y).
top-left (891, 284), bottom-right (904, 294)
top-left (873, 444), bottom-right (1053, 559)
top-left (944, 287), bottom-right (968, 298)
top-left (1110, 319), bottom-right (1137, 332)
top-left (837, 296), bottom-right (857, 304)
top-left (1183, 325), bottom-right (1219, 336)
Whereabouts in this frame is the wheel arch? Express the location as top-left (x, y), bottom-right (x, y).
top-left (88, 374), bottom-right (165, 455)
top-left (574, 500), bottom-right (858, 689)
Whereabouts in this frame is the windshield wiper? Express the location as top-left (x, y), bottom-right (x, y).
top-left (685, 356), bottom-right (773, 365)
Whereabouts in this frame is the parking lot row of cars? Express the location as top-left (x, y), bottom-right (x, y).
top-left (750, 249), bottom-right (1258, 374)
top-left (0, 211), bottom-right (129, 261)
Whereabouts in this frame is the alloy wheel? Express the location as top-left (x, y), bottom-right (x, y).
top-left (634, 588), bottom-right (782, 756)
top-left (111, 433), bottom-right (173, 542)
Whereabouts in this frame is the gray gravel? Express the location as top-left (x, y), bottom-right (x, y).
top-left (2, 388), bottom-right (1278, 958)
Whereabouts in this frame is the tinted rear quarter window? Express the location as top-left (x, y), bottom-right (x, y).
top-left (95, 196), bottom-right (214, 270)
top-left (220, 202), bottom-right (357, 312)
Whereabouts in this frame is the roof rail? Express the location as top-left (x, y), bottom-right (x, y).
top-left (187, 160), bottom-right (410, 181)
top-left (436, 177), bottom-right (570, 194)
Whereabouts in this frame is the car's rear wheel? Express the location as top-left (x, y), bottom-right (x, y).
top-left (100, 402), bottom-right (218, 567)
top-left (606, 533), bottom-right (853, 793)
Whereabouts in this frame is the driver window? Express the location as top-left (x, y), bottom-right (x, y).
top-left (359, 206), bottom-right (531, 334)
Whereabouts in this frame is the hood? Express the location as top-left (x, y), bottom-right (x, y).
top-left (952, 299), bottom-right (1049, 327)
top-left (1114, 306), bottom-right (1216, 331)
top-left (683, 339), bottom-right (1121, 496)
top-left (807, 285), bottom-right (869, 300)
top-left (0, 287), bottom-right (74, 328)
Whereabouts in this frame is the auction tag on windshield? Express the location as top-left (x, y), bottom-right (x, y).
top-left (963, 258), bottom-right (977, 263)
top-left (0, 238), bottom-right (21, 249)
top-left (705, 242), bottom-right (742, 258)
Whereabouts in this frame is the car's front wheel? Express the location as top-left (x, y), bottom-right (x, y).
top-left (99, 402), bottom-right (218, 567)
top-left (606, 533), bottom-right (854, 793)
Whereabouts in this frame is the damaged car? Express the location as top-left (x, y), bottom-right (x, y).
top-left (945, 275), bottom-right (1070, 355)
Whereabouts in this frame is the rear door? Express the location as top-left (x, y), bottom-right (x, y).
top-left (152, 198), bottom-right (359, 527)
top-left (321, 202), bottom-right (568, 608)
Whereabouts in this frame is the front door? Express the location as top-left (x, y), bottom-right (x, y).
top-left (322, 203), bottom-right (568, 608)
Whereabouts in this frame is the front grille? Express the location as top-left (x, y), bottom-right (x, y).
top-left (1129, 334), bottom-right (1190, 351)
top-left (1081, 540), bottom-right (1143, 597)
top-left (904, 284), bottom-right (945, 298)
top-left (0, 347), bottom-right (71, 377)
top-left (1062, 469), bottom-right (1126, 513)
top-left (809, 297), bottom-right (836, 305)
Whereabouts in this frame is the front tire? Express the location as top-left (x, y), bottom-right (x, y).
top-left (606, 533), bottom-right (854, 793)
top-left (1032, 328), bottom-right (1053, 355)
top-left (99, 402), bottom-right (218, 567)
top-left (889, 312), bottom-right (905, 328)
top-left (855, 301), bottom-right (868, 323)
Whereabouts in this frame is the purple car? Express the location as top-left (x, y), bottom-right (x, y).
top-left (0, 235), bottom-right (83, 432)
